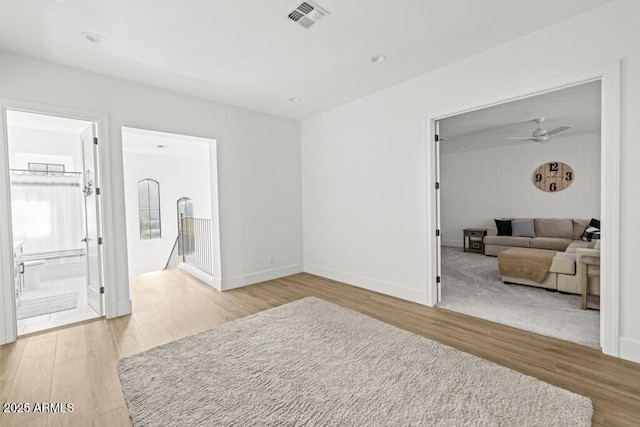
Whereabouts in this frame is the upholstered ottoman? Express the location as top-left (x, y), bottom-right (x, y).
top-left (498, 247), bottom-right (558, 290)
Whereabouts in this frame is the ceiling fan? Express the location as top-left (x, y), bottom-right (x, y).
top-left (508, 118), bottom-right (573, 143)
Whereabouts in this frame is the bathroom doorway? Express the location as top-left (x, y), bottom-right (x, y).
top-left (6, 110), bottom-right (104, 335)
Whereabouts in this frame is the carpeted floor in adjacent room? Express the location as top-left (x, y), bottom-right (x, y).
top-left (439, 246), bottom-right (600, 349)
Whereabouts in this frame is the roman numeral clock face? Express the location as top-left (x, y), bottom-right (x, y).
top-left (533, 162), bottom-right (574, 192)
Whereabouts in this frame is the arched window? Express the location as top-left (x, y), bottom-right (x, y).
top-left (176, 197), bottom-right (193, 229)
top-left (138, 179), bottom-right (161, 240)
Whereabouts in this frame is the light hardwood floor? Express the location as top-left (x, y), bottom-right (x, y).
top-left (1, 270), bottom-right (639, 426)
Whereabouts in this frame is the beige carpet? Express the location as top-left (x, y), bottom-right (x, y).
top-left (118, 297), bottom-right (592, 426)
top-left (439, 246), bottom-right (600, 349)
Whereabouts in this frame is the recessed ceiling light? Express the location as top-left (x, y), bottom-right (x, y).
top-left (371, 54), bottom-right (386, 63)
top-left (459, 145), bottom-right (466, 149)
top-left (289, 97), bottom-right (300, 102)
top-left (82, 32), bottom-right (106, 44)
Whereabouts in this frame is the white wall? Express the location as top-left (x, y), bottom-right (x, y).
top-left (7, 127), bottom-right (83, 171)
top-left (440, 134), bottom-right (601, 246)
top-left (0, 51), bottom-right (303, 325)
top-left (122, 146), bottom-right (212, 277)
top-left (301, 0), bottom-right (640, 362)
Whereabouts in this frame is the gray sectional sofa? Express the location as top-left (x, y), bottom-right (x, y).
top-left (484, 218), bottom-right (599, 295)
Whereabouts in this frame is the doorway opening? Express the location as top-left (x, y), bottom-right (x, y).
top-left (434, 81), bottom-right (602, 349)
top-left (6, 110), bottom-right (104, 335)
top-left (121, 127), bottom-right (220, 288)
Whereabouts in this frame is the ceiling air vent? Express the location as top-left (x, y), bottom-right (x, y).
top-left (287, 1), bottom-right (330, 29)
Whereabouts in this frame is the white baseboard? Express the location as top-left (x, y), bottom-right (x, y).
top-left (178, 262), bottom-right (222, 291)
top-left (619, 337), bottom-right (640, 363)
top-left (441, 239), bottom-right (463, 248)
top-left (114, 298), bottom-right (132, 318)
top-left (221, 264), bottom-right (303, 291)
top-left (303, 263), bottom-right (427, 305)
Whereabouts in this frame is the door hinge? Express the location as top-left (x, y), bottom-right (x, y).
top-left (100, 286), bottom-right (104, 294)
top-left (96, 188), bottom-right (100, 195)
top-left (436, 276), bottom-right (441, 283)
top-left (98, 237), bottom-right (103, 245)
top-left (436, 229), bottom-right (440, 237)
top-left (93, 137), bottom-right (98, 145)
top-left (435, 134), bottom-right (440, 142)
top-left (435, 182), bottom-right (440, 190)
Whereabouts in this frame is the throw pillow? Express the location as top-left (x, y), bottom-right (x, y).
top-left (494, 219), bottom-right (512, 236)
top-left (581, 218), bottom-right (601, 241)
top-left (582, 226), bottom-right (601, 241)
top-left (511, 219), bottom-right (536, 238)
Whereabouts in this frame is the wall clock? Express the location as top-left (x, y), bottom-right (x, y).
top-left (533, 161), bottom-right (574, 192)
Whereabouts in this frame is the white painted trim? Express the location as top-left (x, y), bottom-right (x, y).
top-left (221, 264), bottom-right (303, 291)
top-left (304, 263), bottom-right (427, 304)
top-left (178, 262), bottom-right (222, 291)
top-left (424, 115), bottom-right (438, 307)
top-left (424, 61), bottom-right (621, 357)
top-left (0, 102), bottom-right (16, 345)
top-left (116, 297), bottom-right (132, 317)
top-left (209, 142), bottom-right (223, 282)
top-left (0, 98), bottom-right (119, 344)
top-left (619, 338), bottom-right (640, 364)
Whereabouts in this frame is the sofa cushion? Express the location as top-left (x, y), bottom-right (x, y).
top-left (512, 219), bottom-right (536, 237)
top-left (484, 235), bottom-right (531, 247)
top-left (550, 252), bottom-right (576, 275)
top-left (565, 240), bottom-right (590, 253)
top-left (572, 219), bottom-right (590, 240)
top-left (530, 237), bottom-right (573, 251)
top-left (534, 218), bottom-right (573, 239)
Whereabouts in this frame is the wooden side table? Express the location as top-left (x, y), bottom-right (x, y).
top-left (579, 255), bottom-right (600, 310)
top-left (463, 228), bottom-right (487, 254)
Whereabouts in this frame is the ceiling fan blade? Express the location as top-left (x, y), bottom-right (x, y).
top-left (550, 128), bottom-right (600, 138)
top-left (544, 125), bottom-right (573, 136)
top-left (472, 139), bottom-right (532, 151)
top-left (507, 136), bottom-right (533, 140)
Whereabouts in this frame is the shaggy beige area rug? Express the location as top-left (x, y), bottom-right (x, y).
top-left (118, 297), bottom-right (592, 426)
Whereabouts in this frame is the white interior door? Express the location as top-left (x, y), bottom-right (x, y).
top-left (81, 124), bottom-right (103, 315)
top-left (435, 121), bottom-right (442, 303)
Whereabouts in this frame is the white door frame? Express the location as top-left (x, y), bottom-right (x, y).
top-left (424, 61), bottom-right (621, 357)
top-left (0, 98), bottom-right (117, 344)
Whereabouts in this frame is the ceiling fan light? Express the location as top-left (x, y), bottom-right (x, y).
top-left (533, 128), bottom-right (547, 137)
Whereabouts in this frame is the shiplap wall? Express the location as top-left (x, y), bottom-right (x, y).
top-left (439, 133), bottom-right (601, 246)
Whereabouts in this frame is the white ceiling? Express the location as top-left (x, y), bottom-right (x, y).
top-left (122, 127), bottom-right (211, 157)
top-left (439, 80), bottom-right (601, 155)
top-left (0, 0), bottom-right (614, 120)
